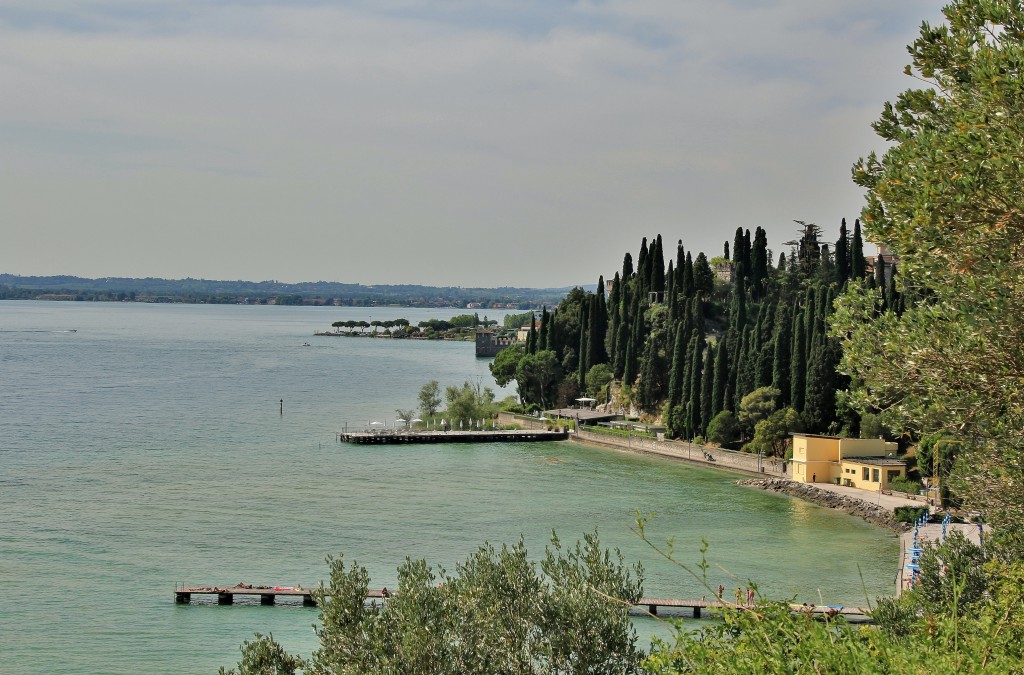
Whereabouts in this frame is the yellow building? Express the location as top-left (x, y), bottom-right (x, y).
top-left (791, 433), bottom-right (906, 489)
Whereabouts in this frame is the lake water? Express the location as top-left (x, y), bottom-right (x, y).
top-left (0, 301), bottom-right (898, 673)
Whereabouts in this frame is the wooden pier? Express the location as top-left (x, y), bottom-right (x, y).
top-left (172, 585), bottom-right (870, 621)
top-left (339, 429), bottom-right (568, 445)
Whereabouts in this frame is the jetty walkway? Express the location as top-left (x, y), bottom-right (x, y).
top-left (340, 429), bottom-right (567, 444)
top-left (173, 584), bottom-right (870, 621)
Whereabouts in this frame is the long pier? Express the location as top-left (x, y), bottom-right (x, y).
top-left (340, 430), bottom-right (568, 444)
top-left (173, 585), bottom-right (870, 621)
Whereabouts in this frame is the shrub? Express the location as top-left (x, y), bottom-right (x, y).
top-left (894, 506), bottom-right (929, 524)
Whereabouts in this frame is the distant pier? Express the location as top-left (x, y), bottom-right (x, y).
top-left (339, 429), bottom-right (568, 444)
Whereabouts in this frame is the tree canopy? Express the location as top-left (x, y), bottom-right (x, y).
top-left (836, 0), bottom-right (1024, 529)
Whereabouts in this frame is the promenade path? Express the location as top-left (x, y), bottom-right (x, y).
top-left (566, 426), bottom-right (925, 510)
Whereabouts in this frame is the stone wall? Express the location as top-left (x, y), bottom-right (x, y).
top-left (737, 477), bottom-right (910, 533)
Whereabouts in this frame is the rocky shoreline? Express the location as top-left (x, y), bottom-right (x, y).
top-left (737, 478), bottom-right (910, 533)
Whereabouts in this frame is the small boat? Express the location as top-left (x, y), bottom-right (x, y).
top-left (301, 342), bottom-right (311, 347)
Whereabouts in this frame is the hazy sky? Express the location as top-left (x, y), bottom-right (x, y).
top-left (0, 1), bottom-right (943, 287)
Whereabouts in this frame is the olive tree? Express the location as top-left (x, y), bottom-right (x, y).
top-left (224, 532), bottom-right (644, 674)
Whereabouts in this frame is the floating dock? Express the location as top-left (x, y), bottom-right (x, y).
top-left (339, 430), bottom-right (568, 444)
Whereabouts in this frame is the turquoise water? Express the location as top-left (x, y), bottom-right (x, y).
top-left (0, 301), bottom-right (898, 673)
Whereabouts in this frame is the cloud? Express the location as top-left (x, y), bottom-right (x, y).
top-left (0, 1), bottom-right (942, 285)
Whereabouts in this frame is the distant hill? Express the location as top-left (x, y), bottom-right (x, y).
top-left (0, 274), bottom-right (583, 308)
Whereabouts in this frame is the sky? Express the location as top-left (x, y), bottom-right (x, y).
top-left (0, 1), bottom-right (945, 288)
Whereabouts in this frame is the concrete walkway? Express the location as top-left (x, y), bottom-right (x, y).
top-left (804, 482), bottom-right (924, 511)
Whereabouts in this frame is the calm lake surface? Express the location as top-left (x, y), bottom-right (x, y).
top-left (0, 301), bottom-right (898, 673)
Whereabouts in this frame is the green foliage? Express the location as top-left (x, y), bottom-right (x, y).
top-left (219, 633), bottom-right (303, 675)
top-left (228, 533), bottom-right (643, 674)
top-left (837, 0), bottom-right (1024, 530)
top-left (503, 310), bottom-right (535, 329)
top-left (585, 363), bottom-right (614, 399)
top-left (887, 475), bottom-right (921, 495)
top-left (737, 386), bottom-right (779, 436)
top-left (417, 380), bottom-right (442, 418)
top-left (489, 344), bottom-right (525, 388)
top-left (443, 381), bottom-right (496, 423)
top-left (894, 506), bottom-right (929, 524)
top-left (745, 406), bottom-right (800, 457)
top-left (706, 410), bottom-right (740, 445)
top-left (516, 350), bottom-right (562, 410)
top-left (858, 412), bottom-right (888, 439)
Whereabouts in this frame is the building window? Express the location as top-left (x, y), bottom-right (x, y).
top-left (872, 468), bottom-right (880, 482)
top-left (863, 467), bottom-right (870, 481)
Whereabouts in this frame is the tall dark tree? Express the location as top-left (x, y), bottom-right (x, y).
top-left (729, 264), bottom-right (747, 331)
top-left (750, 227), bottom-right (769, 300)
top-left (771, 302), bottom-right (793, 407)
top-left (650, 234), bottom-right (666, 299)
top-left (605, 273), bottom-right (621, 361)
top-left (850, 218), bottom-right (866, 280)
top-left (577, 300), bottom-right (589, 384)
top-left (693, 252), bottom-right (714, 297)
top-left (835, 218), bottom-right (850, 283)
top-left (700, 343), bottom-right (715, 434)
top-left (712, 338), bottom-right (730, 416)
top-left (686, 330), bottom-right (704, 438)
top-left (666, 322), bottom-right (688, 410)
top-left (790, 309), bottom-right (806, 412)
top-left (538, 306), bottom-right (550, 353)
top-left (732, 228), bottom-right (746, 285)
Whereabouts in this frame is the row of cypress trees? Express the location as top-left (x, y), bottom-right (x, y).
top-left (519, 218), bottom-right (894, 440)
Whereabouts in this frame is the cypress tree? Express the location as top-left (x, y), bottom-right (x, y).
top-left (735, 325), bottom-right (755, 406)
top-left (836, 218), bottom-right (849, 283)
top-left (851, 219), bottom-right (866, 280)
top-left (613, 320), bottom-right (629, 380)
top-left (790, 310), bottom-right (806, 412)
top-left (886, 265), bottom-right (900, 315)
top-left (622, 330), bottom-right (636, 386)
top-left (527, 314), bottom-right (537, 354)
top-left (682, 252), bottom-right (695, 297)
top-left (651, 234), bottom-right (666, 299)
top-left (675, 241), bottom-right (686, 290)
top-left (577, 300), bottom-right (589, 384)
top-left (605, 273), bottom-right (620, 360)
top-left (803, 287), bottom-right (818, 364)
top-left (538, 306), bottom-right (550, 353)
top-left (594, 279), bottom-right (608, 365)
top-left (622, 252), bottom-right (634, 281)
top-left (667, 321), bottom-right (688, 409)
top-left (755, 302), bottom-right (775, 388)
top-left (874, 253), bottom-right (886, 297)
top-left (730, 264), bottom-right (747, 331)
top-left (693, 252), bottom-right (714, 297)
top-left (686, 330), bottom-right (703, 438)
top-left (638, 326), bottom-right (667, 412)
top-left (771, 301), bottom-right (793, 406)
top-left (741, 228), bottom-right (753, 283)
top-left (751, 226), bottom-right (769, 300)
top-left (732, 228), bottom-right (745, 284)
top-left (700, 343), bottom-right (715, 434)
top-left (636, 237), bottom-right (650, 299)
top-left (712, 338), bottom-right (729, 416)
top-left (724, 240), bottom-right (730, 260)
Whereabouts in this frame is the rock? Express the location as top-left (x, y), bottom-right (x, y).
top-left (736, 478), bottom-right (909, 532)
